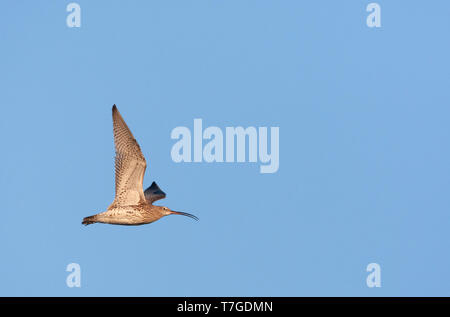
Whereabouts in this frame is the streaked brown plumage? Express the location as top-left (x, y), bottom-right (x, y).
top-left (82, 105), bottom-right (198, 226)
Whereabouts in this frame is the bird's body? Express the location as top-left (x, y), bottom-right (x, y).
top-left (82, 105), bottom-right (198, 226)
top-left (83, 204), bottom-right (164, 226)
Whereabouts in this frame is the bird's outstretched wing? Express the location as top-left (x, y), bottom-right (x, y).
top-left (144, 181), bottom-right (166, 204)
top-left (109, 105), bottom-right (147, 208)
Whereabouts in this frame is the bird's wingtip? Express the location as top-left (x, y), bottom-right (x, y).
top-left (149, 182), bottom-right (165, 195)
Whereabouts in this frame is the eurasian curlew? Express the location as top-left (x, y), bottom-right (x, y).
top-left (82, 105), bottom-right (198, 226)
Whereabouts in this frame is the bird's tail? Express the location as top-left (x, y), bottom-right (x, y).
top-left (82, 215), bottom-right (97, 226)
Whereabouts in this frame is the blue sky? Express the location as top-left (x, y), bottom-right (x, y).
top-left (1, 1), bottom-right (449, 296)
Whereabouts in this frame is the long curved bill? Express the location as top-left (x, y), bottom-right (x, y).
top-left (171, 210), bottom-right (199, 221)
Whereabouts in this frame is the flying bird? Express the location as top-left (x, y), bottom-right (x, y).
top-left (82, 105), bottom-right (198, 226)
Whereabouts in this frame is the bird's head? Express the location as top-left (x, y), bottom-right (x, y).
top-left (157, 206), bottom-right (199, 221)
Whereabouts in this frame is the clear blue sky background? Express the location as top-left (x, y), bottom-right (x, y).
top-left (1, 1), bottom-right (449, 296)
